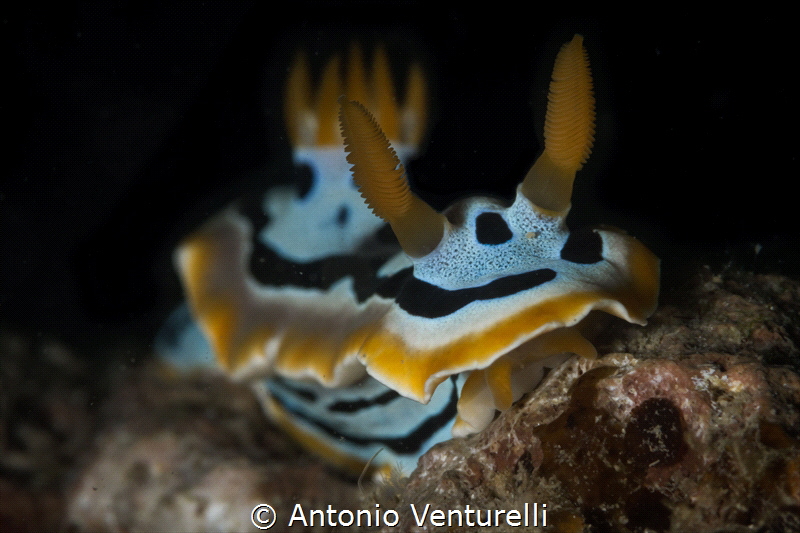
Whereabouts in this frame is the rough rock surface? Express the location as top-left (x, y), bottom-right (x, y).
top-left (387, 353), bottom-right (800, 532)
top-left (65, 367), bottom-right (365, 532)
top-left (0, 333), bottom-right (99, 533)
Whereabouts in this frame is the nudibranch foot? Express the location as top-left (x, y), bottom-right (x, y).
top-left (452, 326), bottom-right (595, 437)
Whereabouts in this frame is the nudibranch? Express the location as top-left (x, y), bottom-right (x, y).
top-left (158, 36), bottom-right (659, 476)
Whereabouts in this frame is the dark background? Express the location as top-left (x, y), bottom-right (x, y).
top-left (2, 4), bottom-right (796, 353)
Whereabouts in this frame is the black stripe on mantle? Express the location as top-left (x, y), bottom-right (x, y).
top-left (239, 200), bottom-right (557, 319)
top-left (389, 268), bottom-right (557, 319)
top-left (268, 377), bottom-right (459, 455)
top-left (240, 199), bottom-right (403, 302)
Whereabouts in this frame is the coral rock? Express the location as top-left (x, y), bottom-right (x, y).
top-left (389, 353), bottom-right (800, 532)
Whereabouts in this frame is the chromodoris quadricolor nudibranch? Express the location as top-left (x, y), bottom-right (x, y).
top-left (158, 36), bottom-right (659, 476)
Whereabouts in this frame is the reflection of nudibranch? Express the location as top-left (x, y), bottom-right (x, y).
top-left (162, 36), bottom-right (659, 476)
top-left (265, 44), bottom-right (427, 263)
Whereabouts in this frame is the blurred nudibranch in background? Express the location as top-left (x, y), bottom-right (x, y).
top-left (157, 35), bottom-right (659, 477)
